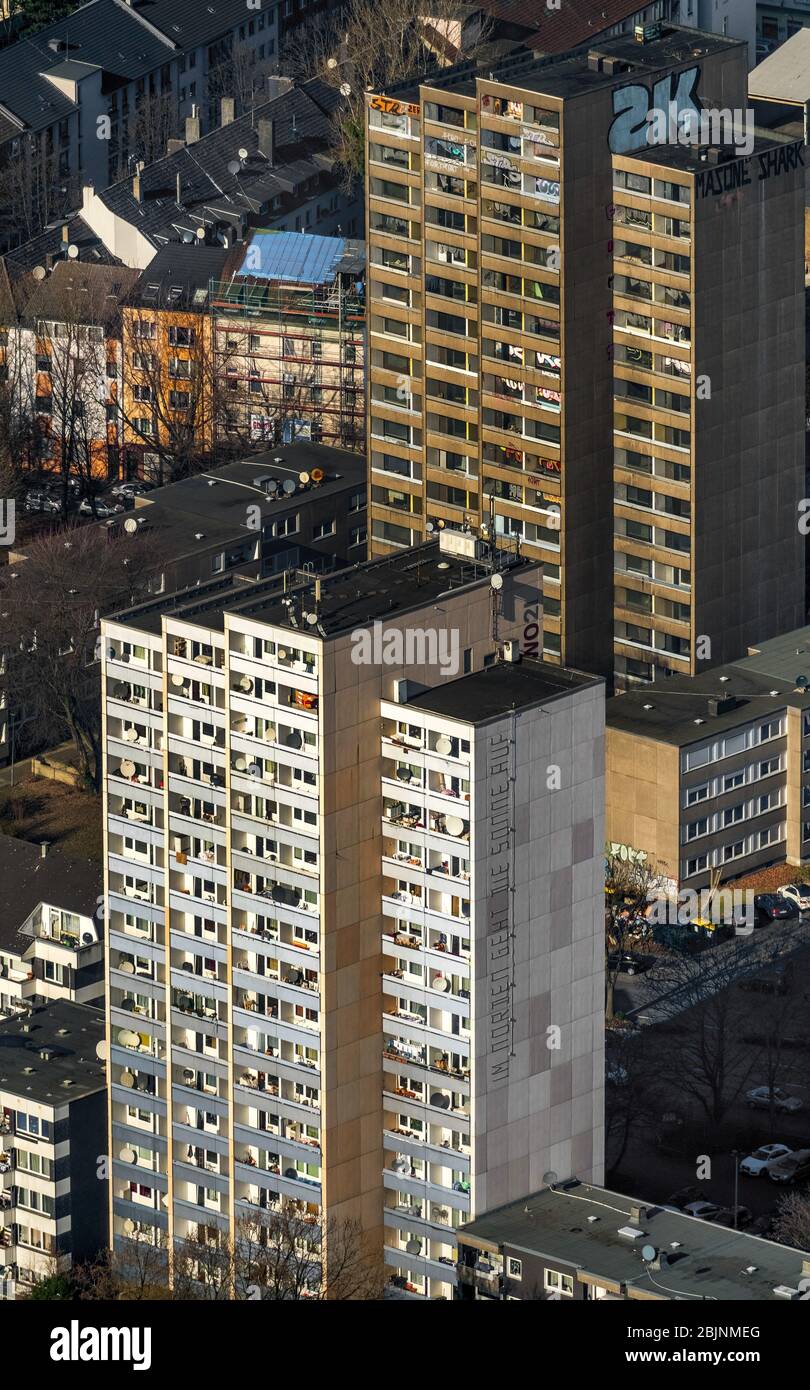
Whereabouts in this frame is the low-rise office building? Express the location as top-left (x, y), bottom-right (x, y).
top-left (457, 1179), bottom-right (810, 1300)
top-left (0, 999), bottom-right (107, 1300)
top-left (606, 624), bottom-right (810, 890)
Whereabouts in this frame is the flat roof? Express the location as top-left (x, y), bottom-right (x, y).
top-left (460, 1181), bottom-right (810, 1300)
top-left (110, 539), bottom-right (538, 640)
top-left (127, 444), bottom-right (366, 556)
top-left (406, 658), bottom-right (601, 724)
top-left (749, 29), bottom-right (810, 105)
top-left (0, 999), bottom-right (106, 1107)
top-left (620, 130), bottom-right (798, 173)
top-left (606, 626), bottom-right (810, 747)
top-left (392, 25), bottom-right (741, 104)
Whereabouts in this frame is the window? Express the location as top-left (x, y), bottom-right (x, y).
top-left (507, 1257), bottom-right (522, 1280)
top-left (544, 1269), bottom-right (574, 1296)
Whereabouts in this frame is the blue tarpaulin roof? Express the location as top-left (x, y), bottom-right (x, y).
top-left (236, 231), bottom-right (364, 286)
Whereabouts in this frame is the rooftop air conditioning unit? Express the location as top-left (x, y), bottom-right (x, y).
top-left (438, 529), bottom-right (486, 561)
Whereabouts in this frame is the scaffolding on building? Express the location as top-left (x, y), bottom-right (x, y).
top-left (209, 240), bottom-right (366, 453)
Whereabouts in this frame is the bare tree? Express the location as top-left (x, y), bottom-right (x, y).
top-left (282, 0), bottom-right (487, 184)
top-left (771, 1191), bottom-right (810, 1252)
top-left (120, 312), bottom-right (222, 485)
top-left (0, 523), bottom-right (168, 789)
top-left (208, 41), bottom-right (281, 120)
top-left (604, 851), bottom-right (668, 1021)
top-left (0, 136), bottom-right (73, 250)
top-left (65, 1211), bottom-right (383, 1300)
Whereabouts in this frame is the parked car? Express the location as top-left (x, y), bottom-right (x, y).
top-left (664, 1185), bottom-right (707, 1210)
top-left (777, 883), bottom-right (810, 912)
top-left (607, 950), bottom-right (651, 977)
top-left (110, 480), bottom-right (154, 499)
top-left (715, 1205), bottom-right (753, 1229)
top-left (739, 1144), bottom-right (792, 1178)
top-left (753, 893), bottom-right (799, 927)
top-left (78, 498), bottom-right (124, 517)
top-left (768, 1149), bottom-right (810, 1185)
top-left (682, 1200), bottom-right (723, 1222)
top-left (746, 1086), bottom-right (803, 1114)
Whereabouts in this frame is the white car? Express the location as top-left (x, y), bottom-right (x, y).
top-left (777, 883), bottom-right (810, 912)
top-left (682, 1201), bottom-right (722, 1221)
top-left (746, 1086), bottom-right (804, 1114)
top-left (739, 1144), bottom-right (792, 1177)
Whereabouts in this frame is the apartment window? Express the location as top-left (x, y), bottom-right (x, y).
top-left (544, 1269), bottom-right (574, 1296)
top-left (507, 1257), bottom-right (523, 1280)
top-left (685, 783), bottom-right (709, 806)
top-left (686, 854), bottom-right (708, 877)
top-left (686, 817), bottom-right (708, 841)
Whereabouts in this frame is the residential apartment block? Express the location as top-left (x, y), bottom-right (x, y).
top-left (100, 533), bottom-right (604, 1296)
top-left (0, 838), bottom-right (104, 1014)
top-left (211, 232), bottom-right (365, 453)
top-left (0, 0), bottom-right (279, 248)
top-left (456, 1180), bottom-right (810, 1301)
top-left (365, 26), bottom-right (803, 682)
top-left (606, 624), bottom-right (810, 890)
top-left (0, 999), bottom-right (107, 1300)
top-left (611, 135), bottom-right (804, 683)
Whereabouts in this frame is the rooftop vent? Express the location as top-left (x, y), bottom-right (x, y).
top-left (708, 695), bottom-right (737, 717)
top-left (618, 1224), bottom-right (646, 1240)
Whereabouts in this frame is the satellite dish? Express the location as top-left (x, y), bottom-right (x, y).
top-left (238, 675), bottom-right (253, 692)
top-left (67, 244), bottom-right (79, 260)
top-left (95, 1040), bottom-right (108, 1061)
top-left (119, 759), bottom-right (136, 778)
top-left (310, 468), bottom-right (325, 483)
top-left (298, 471), bottom-right (310, 485)
top-left (170, 673), bottom-right (187, 687)
top-left (238, 147), bottom-right (249, 161)
top-left (340, 82), bottom-right (352, 97)
top-left (327, 57), bottom-right (337, 68)
top-left (304, 612), bottom-right (318, 626)
top-left (234, 756), bottom-right (247, 772)
top-left (120, 1070), bottom-right (135, 1088)
top-left (117, 1029), bottom-right (140, 1049)
top-left (445, 816), bottom-right (464, 837)
top-left (120, 1146), bottom-right (137, 1165)
top-left (122, 1218), bottom-right (136, 1234)
top-left (195, 227), bottom-right (206, 241)
top-left (227, 160), bottom-right (241, 176)
top-left (543, 1170), bottom-right (559, 1186)
top-left (641, 1244), bottom-right (657, 1263)
top-left (426, 521), bottom-right (435, 534)
top-left (490, 572), bottom-right (504, 591)
top-left (795, 675), bottom-right (809, 689)
top-left (118, 960), bottom-right (136, 974)
top-left (405, 1238), bottom-right (422, 1255)
top-left (181, 231), bottom-right (194, 243)
top-left (281, 478), bottom-right (296, 495)
top-left (436, 735), bottom-right (453, 755)
top-left (124, 517), bottom-right (138, 534)
top-left (31, 265), bottom-right (46, 281)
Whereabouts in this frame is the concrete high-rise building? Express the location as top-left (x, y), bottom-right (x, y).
top-left (611, 135), bottom-right (804, 683)
top-left (100, 533), bottom-right (605, 1297)
top-left (364, 24), bottom-right (804, 683)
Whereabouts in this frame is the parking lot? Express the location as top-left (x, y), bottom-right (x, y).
top-left (607, 924), bottom-right (810, 1238)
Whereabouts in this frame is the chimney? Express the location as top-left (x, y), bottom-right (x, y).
top-left (221, 97), bottom-right (235, 127)
top-left (167, 137), bottom-right (185, 157)
top-left (802, 1259), bottom-right (810, 1278)
top-left (40, 840), bottom-right (50, 859)
top-left (185, 106), bottom-right (201, 145)
top-left (176, 171), bottom-right (182, 206)
top-left (265, 75), bottom-right (292, 102)
top-left (61, 223), bottom-right (69, 244)
top-left (132, 171), bottom-right (142, 203)
top-left (257, 118), bottom-right (275, 165)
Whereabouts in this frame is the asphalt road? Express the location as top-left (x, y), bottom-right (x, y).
top-left (616, 916), bottom-right (810, 1023)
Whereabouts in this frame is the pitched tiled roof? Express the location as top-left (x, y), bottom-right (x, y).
top-left (473, 0), bottom-right (654, 54)
top-left (98, 79), bottom-right (343, 251)
top-left (20, 258), bottom-right (139, 328)
top-left (4, 215), bottom-right (122, 278)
